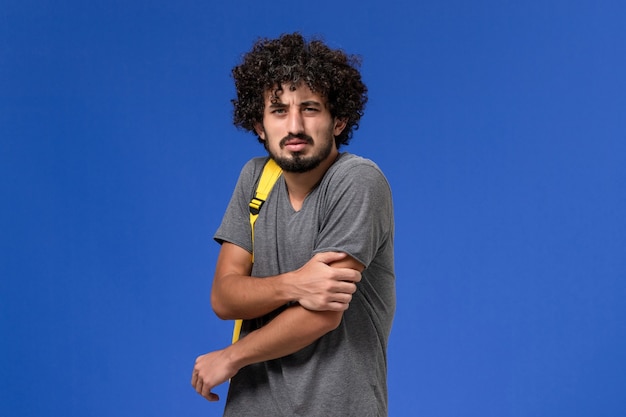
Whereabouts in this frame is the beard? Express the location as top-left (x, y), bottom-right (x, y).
top-left (263, 130), bottom-right (335, 173)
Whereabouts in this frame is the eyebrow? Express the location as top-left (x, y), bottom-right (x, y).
top-left (268, 100), bottom-right (323, 108)
top-left (300, 100), bottom-right (322, 107)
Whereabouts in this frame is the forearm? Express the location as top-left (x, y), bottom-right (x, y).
top-left (211, 243), bottom-right (362, 320)
top-left (211, 272), bottom-right (295, 320)
top-left (226, 305), bottom-right (342, 368)
top-left (190, 305), bottom-right (342, 401)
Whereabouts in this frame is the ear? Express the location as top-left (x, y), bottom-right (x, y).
top-left (333, 118), bottom-right (347, 137)
top-left (254, 122), bottom-right (265, 140)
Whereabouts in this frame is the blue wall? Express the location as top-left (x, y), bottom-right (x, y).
top-left (2, 1), bottom-right (625, 416)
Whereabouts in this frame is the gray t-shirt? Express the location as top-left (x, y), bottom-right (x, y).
top-left (214, 153), bottom-right (395, 417)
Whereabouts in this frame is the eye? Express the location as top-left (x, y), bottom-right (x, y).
top-left (271, 108), bottom-right (287, 115)
top-left (303, 107), bottom-right (320, 113)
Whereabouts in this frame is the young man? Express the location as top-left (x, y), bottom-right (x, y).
top-left (191, 33), bottom-right (396, 416)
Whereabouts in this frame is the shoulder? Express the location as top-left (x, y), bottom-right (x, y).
top-left (240, 156), bottom-right (270, 177)
top-left (329, 153), bottom-right (386, 177)
top-left (324, 153), bottom-right (391, 190)
top-left (236, 156), bottom-right (272, 188)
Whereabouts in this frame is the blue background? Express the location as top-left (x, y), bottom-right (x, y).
top-left (2, 1), bottom-right (625, 416)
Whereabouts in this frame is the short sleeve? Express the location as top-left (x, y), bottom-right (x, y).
top-left (214, 157), bottom-right (267, 253)
top-left (313, 159), bottom-right (394, 268)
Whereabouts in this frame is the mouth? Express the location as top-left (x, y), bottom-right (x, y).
top-left (284, 140), bottom-right (308, 152)
top-left (281, 136), bottom-right (313, 152)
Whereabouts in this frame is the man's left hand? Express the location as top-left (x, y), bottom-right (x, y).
top-left (191, 349), bottom-right (238, 401)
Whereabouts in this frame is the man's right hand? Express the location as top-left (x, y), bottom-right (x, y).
top-left (289, 252), bottom-right (363, 312)
top-left (211, 244), bottom-right (363, 320)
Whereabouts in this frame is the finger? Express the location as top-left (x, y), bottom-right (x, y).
top-left (195, 380), bottom-right (203, 395)
top-left (332, 292), bottom-right (353, 304)
top-left (191, 370), bottom-right (198, 387)
top-left (350, 270), bottom-right (362, 282)
top-left (336, 269), bottom-right (361, 283)
top-left (314, 251), bottom-right (347, 263)
top-left (332, 281), bottom-right (356, 295)
top-left (206, 391), bottom-right (220, 402)
top-left (202, 383), bottom-right (218, 400)
top-left (328, 301), bottom-right (350, 311)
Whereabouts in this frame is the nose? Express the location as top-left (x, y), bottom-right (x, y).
top-left (287, 109), bottom-right (304, 134)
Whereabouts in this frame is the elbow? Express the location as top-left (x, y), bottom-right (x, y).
top-left (315, 310), bottom-right (344, 334)
top-left (328, 312), bottom-right (343, 332)
top-left (211, 291), bottom-right (234, 320)
top-left (212, 306), bottom-right (231, 321)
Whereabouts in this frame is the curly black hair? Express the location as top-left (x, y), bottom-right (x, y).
top-left (231, 33), bottom-right (368, 148)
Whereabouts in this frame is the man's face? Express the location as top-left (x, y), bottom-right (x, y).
top-left (255, 84), bottom-right (346, 173)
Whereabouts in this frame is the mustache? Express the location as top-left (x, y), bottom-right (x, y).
top-left (279, 133), bottom-right (314, 148)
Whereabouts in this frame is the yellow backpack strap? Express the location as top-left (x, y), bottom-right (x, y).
top-left (248, 158), bottom-right (283, 262)
top-left (232, 158), bottom-right (282, 344)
